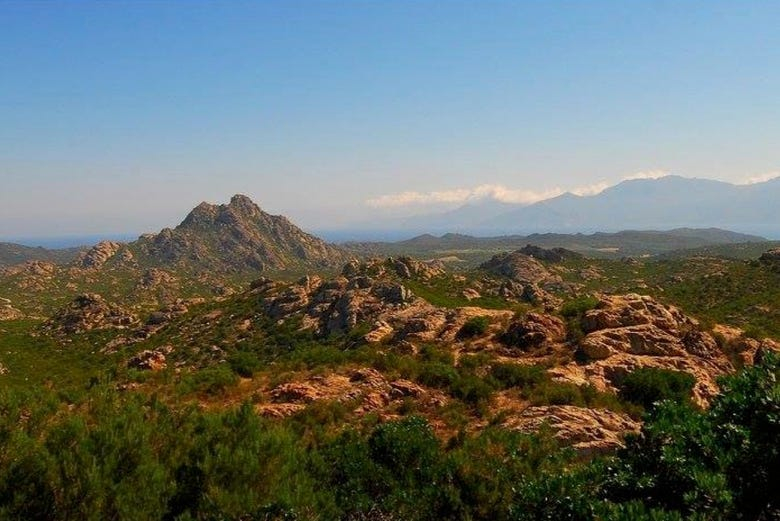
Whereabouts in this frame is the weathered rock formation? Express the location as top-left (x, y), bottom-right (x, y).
top-left (550, 294), bottom-right (733, 406)
top-left (254, 261), bottom-right (513, 344)
top-left (43, 293), bottom-right (139, 335)
top-left (78, 241), bottom-right (132, 269)
top-left (480, 251), bottom-right (566, 309)
top-left (517, 244), bottom-right (583, 263)
top-left (503, 405), bottom-right (640, 455)
top-left (127, 345), bottom-right (173, 371)
top-left (258, 367), bottom-right (447, 418)
top-left (500, 313), bottom-right (566, 352)
top-left (0, 299), bottom-right (23, 321)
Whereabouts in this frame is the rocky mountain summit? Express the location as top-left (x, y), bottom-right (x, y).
top-left (132, 194), bottom-right (350, 273)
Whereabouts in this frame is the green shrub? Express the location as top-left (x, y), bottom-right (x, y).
top-left (490, 363), bottom-right (547, 389)
top-left (228, 351), bottom-right (262, 378)
top-left (185, 365), bottom-right (239, 396)
top-left (457, 316), bottom-right (491, 339)
top-left (618, 368), bottom-right (695, 410)
top-left (560, 296), bottom-right (599, 319)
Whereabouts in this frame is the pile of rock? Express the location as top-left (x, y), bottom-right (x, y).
top-left (127, 345), bottom-right (173, 371)
top-left (549, 294), bottom-right (733, 406)
top-left (256, 265), bottom-right (513, 344)
top-left (78, 241), bottom-right (131, 269)
top-left (42, 293), bottom-right (139, 335)
top-left (503, 405), bottom-right (640, 455)
top-left (0, 297), bottom-right (23, 321)
top-left (257, 367), bottom-right (447, 419)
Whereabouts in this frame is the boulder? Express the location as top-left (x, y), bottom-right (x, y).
top-left (503, 405), bottom-right (640, 455)
top-left (501, 313), bottom-right (566, 351)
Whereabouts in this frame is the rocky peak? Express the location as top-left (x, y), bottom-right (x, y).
top-left (79, 241), bottom-right (128, 269)
top-left (228, 193), bottom-right (261, 215)
top-left (132, 195), bottom-right (349, 273)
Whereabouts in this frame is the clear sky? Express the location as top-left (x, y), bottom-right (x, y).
top-left (2, 1), bottom-right (779, 239)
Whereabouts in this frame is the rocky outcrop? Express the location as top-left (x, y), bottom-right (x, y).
top-left (503, 405), bottom-right (640, 455)
top-left (759, 248), bottom-right (780, 264)
top-left (132, 194), bottom-right (350, 273)
top-left (712, 324), bottom-right (780, 366)
top-left (258, 367), bottom-right (447, 418)
top-left (341, 256), bottom-right (445, 281)
top-left (481, 251), bottom-right (559, 285)
top-left (1, 260), bottom-right (57, 277)
top-left (500, 313), bottom-right (566, 352)
top-left (480, 251), bottom-right (567, 309)
top-left (136, 268), bottom-right (177, 290)
top-left (0, 299), bottom-right (23, 321)
top-left (517, 244), bottom-right (583, 263)
top-left (43, 293), bottom-right (139, 335)
top-left (256, 266), bottom-right (513, 344)
top-left (551, 294), bottom-right (733, 406)
top-left (127, 345), bottom-right (173, 371)
top-left (79, 241), bottom-right (129, 269)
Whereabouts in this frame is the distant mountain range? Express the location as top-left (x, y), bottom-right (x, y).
top-left (402, 175), bottom-right (780, 237)
top-left (0, 243), bottom-right (82, 267)
top-left (345, 228), bottom-right (766, 262)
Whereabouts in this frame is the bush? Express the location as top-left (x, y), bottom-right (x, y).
top-left (457, 316), bottom-right (491, 339)
top-left (185, 365), bottom-right (239, 396)
top-left (228, 351), bottom-right (262, 378)
top-left (560, 296), bottom-right (599, 319)
top-left (618, 368), bottom-right (695, 411)
top-left (490, 363), bottom-right (547, 389)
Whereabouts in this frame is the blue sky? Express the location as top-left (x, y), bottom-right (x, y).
top-left (2, 1), bottom-right (779, 239)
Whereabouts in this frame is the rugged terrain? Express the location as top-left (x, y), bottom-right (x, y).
top-left (1, 205), bottom-right (779, 520)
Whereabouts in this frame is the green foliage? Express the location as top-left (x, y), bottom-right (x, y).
top-left (560, 295), bottom-right (600, 319)
top-left (489, 362), bottom-right (547, 388)
top-left (0, 355), bottom-right (778, 520)
top-left (603, 352), bottom-right (780, 520)
top-left (618, 368), bottom-right (696, 411)
top-left (228, 350), bottom-right (263, 377)
top-left (457, 315), bottom-right (491, 339)
top-left (181, 365), bottom-right (239, 395)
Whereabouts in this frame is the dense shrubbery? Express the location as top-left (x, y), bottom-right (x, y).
top-left (0, 353), bottom-right (777, 520)
top-left (618, 367), bottom-right (696, 410)
top-left (457, 316), bottom-right (491, 339)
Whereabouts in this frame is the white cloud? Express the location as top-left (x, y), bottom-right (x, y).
top-left (621, 170), bottom-right (670, 181)
top-left (737, 171), bottom-right (780, 185)
top-left (365, 184), bottom-right (564, 208)
top-left (571, 181), bottom-right (611, 196)
top-left (365, 169), bottom-right (670, 208)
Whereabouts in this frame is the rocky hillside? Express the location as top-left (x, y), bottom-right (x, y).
top-left (131, 194), bottom-right (350, 273)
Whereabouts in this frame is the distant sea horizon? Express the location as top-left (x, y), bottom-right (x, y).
top-left (0, 234), bottom-right (139, 249)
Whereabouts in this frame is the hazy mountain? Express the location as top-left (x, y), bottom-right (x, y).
top-left (344, 227), bottom-right (766, 262)
top-left (404, 176), bottom-right (780, 237)
top-left (0, 243), bottom-right (83, 267)
top-left (132, 194), bottom-right (350, 273)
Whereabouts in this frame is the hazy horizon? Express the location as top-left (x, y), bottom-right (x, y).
top-left (2, 2), bottom-right (780, 239)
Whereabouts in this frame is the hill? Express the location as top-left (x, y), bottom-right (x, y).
top-left (0, 242), bottom-right (82, 267)
top-left (131, 194), bottom-right (350, 273)
top-left (344, 227), bottom-right (765, 265)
